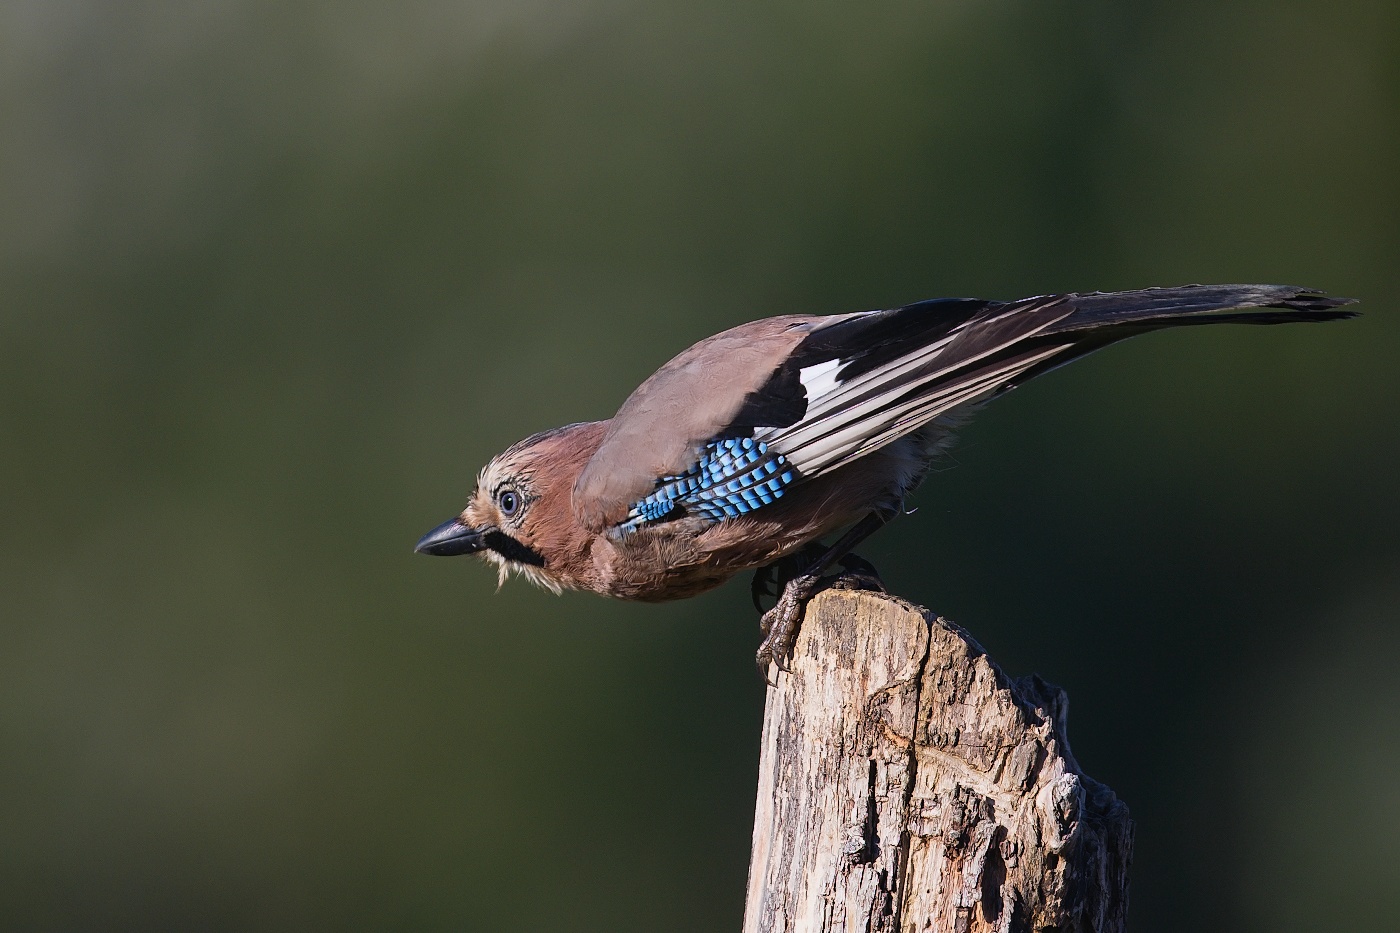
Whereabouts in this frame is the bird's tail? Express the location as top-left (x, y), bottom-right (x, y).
top-left (1001, 284), bottom-right (1358, 389)
top-left (767, 284), bottom-right (1357, 478)
top-left (1050, 284), bottom-right (1357, 333)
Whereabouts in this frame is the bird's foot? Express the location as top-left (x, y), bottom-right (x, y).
top-left (753, 551), bottom-right (885, 683)
top-left (829, 552), bottom-right (886, 594)
top-left (750, 543), bottom-right (828, 612)
top-left (755, 572), bottom-right (823, 683)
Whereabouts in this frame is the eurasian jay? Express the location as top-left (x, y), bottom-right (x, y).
top-left (415, 284), bottom-right (1355, 673)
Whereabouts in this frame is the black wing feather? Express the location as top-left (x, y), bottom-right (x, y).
top-left (758, 284), bottom-right (1356, 478)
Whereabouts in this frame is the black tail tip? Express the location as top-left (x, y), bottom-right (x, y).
top-left (1272, 289), bottom-right (1360, 316)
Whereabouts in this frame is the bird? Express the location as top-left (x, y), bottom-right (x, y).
top-left (415, 284), bottom-right (1356, 675)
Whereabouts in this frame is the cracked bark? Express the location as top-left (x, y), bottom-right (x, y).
top-left (743, 587), bottom-right (1132, 933)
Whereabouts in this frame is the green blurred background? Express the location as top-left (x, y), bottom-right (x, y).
top-left (2, 1), bottom-right (1397, 930)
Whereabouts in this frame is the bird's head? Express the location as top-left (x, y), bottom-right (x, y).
top-left (414, 421), bottom-right (607, 592)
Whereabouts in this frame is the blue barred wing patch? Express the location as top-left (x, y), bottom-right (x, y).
top-left (621, 437), bottom-right (798, 531)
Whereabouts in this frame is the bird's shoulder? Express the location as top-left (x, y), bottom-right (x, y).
top-left (571, 313), bottom-right (841, 530)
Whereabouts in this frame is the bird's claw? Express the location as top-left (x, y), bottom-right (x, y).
top-left (752, 551), bottom-right (887, 683)
top-left (754, 573), bottom-right (821, 683)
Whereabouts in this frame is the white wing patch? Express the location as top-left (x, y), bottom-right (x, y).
top-left (759, 302), bottom-right (1069, 478)
top-left (796, 358), bottom-right (843, 401)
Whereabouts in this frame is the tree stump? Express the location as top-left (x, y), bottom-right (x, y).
top-left (744, 587), bottom-right (1132, 933)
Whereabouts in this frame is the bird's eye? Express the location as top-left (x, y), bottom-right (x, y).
top-left (498, 490), bottom-right (521, 517)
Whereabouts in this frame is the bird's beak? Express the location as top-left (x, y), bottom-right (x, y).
top-left (414, 518), bottom-right (486, 556)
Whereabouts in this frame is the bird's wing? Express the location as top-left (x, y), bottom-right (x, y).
top-left (578, 285), bottom-right (1355, 531)
top-left (761, 284), bottom-right (1356, 478)
top-left (758, 295), bottom-right (1072, 475)
top-left (572, 315), bottom-right (835, 530)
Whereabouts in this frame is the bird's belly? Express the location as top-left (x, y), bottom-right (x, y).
top-left (586, 440), bottom-right (932, 602)
top-left (589, 527), bottom-right (757, 602)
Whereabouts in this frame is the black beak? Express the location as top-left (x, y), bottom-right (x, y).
top-left (414, 518), bottom-right (486, 556)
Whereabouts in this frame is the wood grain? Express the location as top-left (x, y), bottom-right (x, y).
top-left (744, 587), bottom-right (1131, 933)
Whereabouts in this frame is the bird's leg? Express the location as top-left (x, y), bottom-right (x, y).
top-left (750, 567), bottom-right (776, 612)
top-left (831, 552), bottom-right (886, 594)
top-left (755, 510), bottom-right (894, 679)
top-left (751, 542), bottom-right (828, 612)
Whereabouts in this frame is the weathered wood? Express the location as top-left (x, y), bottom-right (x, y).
top-left (744, 587), bottom-right (1132, 933)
